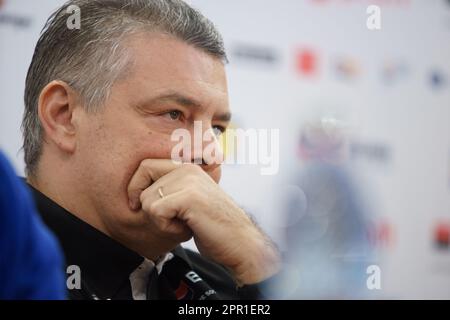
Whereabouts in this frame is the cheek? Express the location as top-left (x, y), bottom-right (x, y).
top-left (120, 131), bottom-right (176, 188)
top-left (80, 116), bottom-right (174, 198)
top-left (131, 131), bottom-right (178, 162)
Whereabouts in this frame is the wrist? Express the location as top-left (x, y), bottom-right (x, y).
top-left (231, 237), bottom-right (281, 286)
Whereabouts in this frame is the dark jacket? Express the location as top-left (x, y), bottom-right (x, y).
top-left (27, 183), bottom-right (264, 300)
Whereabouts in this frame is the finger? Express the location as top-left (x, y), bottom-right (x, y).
top-left (137, 162), bottom-right (203, 205)
top-left (138, 173), bottom-right (183, 208)
top-left (127, 159), bottom-right (182, 210)
top-left (141, 191), bottom-right (192, 241)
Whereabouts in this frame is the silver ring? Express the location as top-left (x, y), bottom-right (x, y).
top-left (158, 187), bottom-right (164, 199)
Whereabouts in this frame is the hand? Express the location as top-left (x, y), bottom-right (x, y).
top-left (127, 159), bottom-right (281, 285)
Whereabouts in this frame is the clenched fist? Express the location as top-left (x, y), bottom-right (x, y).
top-left (127, 159), bottom-right (280, 285)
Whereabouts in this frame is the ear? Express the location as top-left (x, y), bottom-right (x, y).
top-left (37, 80), bottom-right (79, 154)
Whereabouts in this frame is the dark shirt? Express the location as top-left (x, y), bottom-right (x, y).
top-left (27, 183), bottom-right (263, 300)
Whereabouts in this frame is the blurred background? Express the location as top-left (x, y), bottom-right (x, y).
top-left (1, 0), bottom-right (449, 299)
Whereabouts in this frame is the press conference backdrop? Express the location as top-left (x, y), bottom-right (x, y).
top-left (1, 0), bottom-right (449, 299)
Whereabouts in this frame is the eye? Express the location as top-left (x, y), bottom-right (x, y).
top-left (165, 110), bottom-right (182, 121)
top-left (212, 125), bottom-right (226, 137)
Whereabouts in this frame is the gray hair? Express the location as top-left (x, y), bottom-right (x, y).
top-left (22, 0), bottom-right (227, 176)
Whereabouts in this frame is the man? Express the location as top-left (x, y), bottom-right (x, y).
top-left (0, 151), bottom-right (65, 300)
top-left (22, 0), bottom-right (280, 299)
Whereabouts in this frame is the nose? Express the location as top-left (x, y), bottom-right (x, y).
top-left (190, 125), bottom-right (223, 173)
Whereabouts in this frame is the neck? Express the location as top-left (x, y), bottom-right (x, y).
top-left (30, 159), bottom-right (110, 238)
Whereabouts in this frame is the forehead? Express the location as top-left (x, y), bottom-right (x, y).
top-left (122, 32), bottom-right (229, 112)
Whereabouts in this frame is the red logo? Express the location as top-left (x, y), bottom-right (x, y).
top-left (296, 49), bottom-right (318, 77)
top-left (434, 221), bottom-right (450, 249)
top-left (368, 219), bottom-right (394, 249)
top-left (175, 280), bottom-right (193, 300)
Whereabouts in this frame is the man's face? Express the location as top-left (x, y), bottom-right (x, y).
top-left (74, 33), bottom-right (230, 241)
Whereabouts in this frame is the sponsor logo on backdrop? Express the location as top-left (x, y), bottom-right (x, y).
top-left (434, 221), bottom-right (450, 249)
top-left (0, 0), bottom-right (32, 29)
top-left (381, 60), bottom-right (409, 85)
top-left (368, 219), bottom-right (394, 249)
top-left (295, 49), bottom-right (318, 77)
top-left (350, 142), bottom-right (391, 164)
top-left (333, 56), bottom-right (361, 81)
top-left (230, 44), bottom-right (279, 66)
top-left (428, 69), bottom-right (447, 90)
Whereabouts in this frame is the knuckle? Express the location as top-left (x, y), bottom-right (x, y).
top-left (141, 198), bottom-right (152, 213)
top-left (139, 188), bottom-right (150, 204)
top-left (149, 201), bottom-right (160, 215)
top-left (139, 192), bottom-right (145, 205)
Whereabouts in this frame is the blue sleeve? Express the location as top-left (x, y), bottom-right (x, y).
top-left (0, 151), bottom-right (66, 300)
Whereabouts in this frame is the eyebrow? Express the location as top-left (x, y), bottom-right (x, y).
top-left (138, 92), bottom-right (232, 122)
top-left (158, 93), bottom-right (202, 108)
